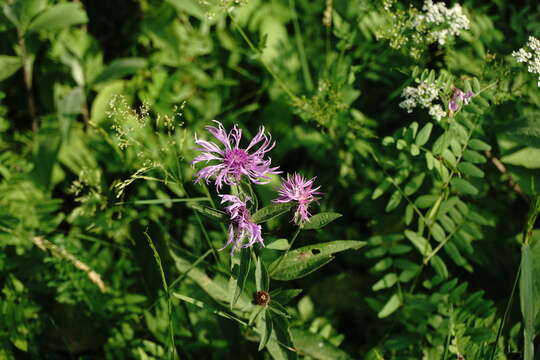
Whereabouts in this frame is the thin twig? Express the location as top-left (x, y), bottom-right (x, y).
top-left (32, 236), bottom-right (107, 292)
top-left (485, 150), bottom-right (528, 202)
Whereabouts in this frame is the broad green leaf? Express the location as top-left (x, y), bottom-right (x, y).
top-left (252, 203), bottom-right (293, 223)
top-left (187, 203), bottom-right (227, 222)
top-left (270, 241), bottom-right (366, 280)
top-left (32, 125), bottom-right (62, 192)
top-left (415, 195), bottom-right (438, 208)
top-left (468, 139), bottom-right (491, 151)
top-left (266, 315), bottom-right (297, 360)
top-left (450, 178), bottom-right (479, 196)
top-left (256, 257), bottom-right (269, 292)
top-left (28, 3), bottom-right (87, 32)
top-left (458, 162), bottom-right (484, 177)
top-left (303, 212), bottom-right (342, 230)
top-left (415, 123), bottom-right (433, 146)
top-left (508, 123), bottom-right (540, 148)
top-left (291, 328), bottom-right (352, 360)
top-left (378, 293), bottom-right (402, 318)
top-left (501, 148), bottom-right (540, 169)
top-left (257, 309), bottom-right (273, 351)
top-left (404, 230), bottom-right (432, 256)
top-left (267, 239), bottom-right (290, 250)
top-left (270, 289), bottom-right (302, 305)
top-left (92, 58), bottom-right (148, 85)
top-left (0, 55), bottom-right (21, 81)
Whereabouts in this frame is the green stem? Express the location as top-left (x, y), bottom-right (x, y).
top-left (289, 0), bottom-right (313, 91)
top-left (489, 263), bottom-right (521, 360)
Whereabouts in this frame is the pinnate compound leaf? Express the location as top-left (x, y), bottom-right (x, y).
top-left (303, 212), bottom-right (342, 230)
top-left (28, 3), bottom-right (87, 32)
top-left (270, 241), bottom-right (366, 280)
top-left (252, 203), bottom-right (294, 223)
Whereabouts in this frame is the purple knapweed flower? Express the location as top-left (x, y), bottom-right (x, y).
top-left (219, 194), bottom-right (263, 253)
top-left (449, 88), bottom-right (474, 112)
top-left (273, 173), bottom-right (322, 225)
top-left (192, 121), bottom-right (280, 190)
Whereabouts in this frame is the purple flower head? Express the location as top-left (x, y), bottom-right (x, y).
top-left (273, 173), bottom-right (322, 225)
top-left (449, 88), bottom-right (474, 112)
top-left (219, 194), bottom-right (263, 254)
top-left (192, 121), bottom-right (280, 190)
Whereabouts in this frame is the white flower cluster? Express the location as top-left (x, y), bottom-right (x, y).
top-left (413, 0), bottom-right (470, 45)
top-left (399, 81), bottom-right (446, 121)
top-left (512, 36), bottom-right (540, 87)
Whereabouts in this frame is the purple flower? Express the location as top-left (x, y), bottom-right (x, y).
top-left (273, 173), bottom-right (322, 225)
top-left (192, 121), bottom-right (280, 190)
top-left (219, 194), bottom-right (263, 253)
top-left (449, 89), bottom-right (474, 112)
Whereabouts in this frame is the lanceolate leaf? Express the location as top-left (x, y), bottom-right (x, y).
top-left (378, 293), bottom-right (402, 318)
top-left (270, 241), bottom-right (366, 280)
top-left (303, 212), bottom-right (342, 230)
top-left (187, 203), bottom-right (227, 222)
top-left (257, 309), bottom-right (273, 351)
top-left (28, 3), bottom-right (87, 32)
top-left (291, 328), bottom-right (352, 360)
top-left (0, 56), bottom-right (22, 82)
top-left (252, 203), bottom-right (294, 223)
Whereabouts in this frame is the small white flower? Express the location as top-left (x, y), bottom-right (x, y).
top-left (413, 0), bottom-right (469, 46)
top-left (399, 80), bottom-right (445, 121)
top-left (512, 36), bottom-right (540, 87)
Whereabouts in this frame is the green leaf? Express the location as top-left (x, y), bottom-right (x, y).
top-left (0, 55), bottom-right (21, 81)
top-left (303, 212), bottom-right (342, 230)
top-left (468, 139), bottom-right (491, 151)
top-left (385, 191), bottom-right (402, 212)
top-left (28, 3), bottom-right (88, 32)
top-left (450, 178), bottom-right (479, 196)
top-left (404, 173), bottom-right (426, 196)
top-left (252, 203), bottom-right (293, 223)
top-left (372, 177), bottom-right (392, 200)
top-left (32, 125), bottom-right (62, 192)
top-left (415, 123), bottom-right (433, 146)
top-left (270, 289), bottom-right (302, 305)
top-left (266, 315), bottom-right (297, 360)
top-left (378, 293), bottom-right (402, 318)
top-left (92, 58), bottom-right (148, 85)
top-left (267, 239), bottom-right (290, 251)
top-left (165, 0), bottom-right (206, 19)
top-left (458, 162), bottom-right (484, 178)
top-left (430, 255), bottom-right (448, 278)
top-left (372, 273), bottom-right (398, 291)
top-left (257, 309), bottom-right (273, 351)
top-left (508, 123), bottom-right (540, 148)
top-left (256, 257), bottom-right (269, 292)
top-left (229, 248), bottom-right (251, 308)
top-left (291, 328), bottom-right (352, 360)
top-left (404, 230), bottom-right (432, 256)
top-left (187, 203), bottom-right (227, 222)
top-left (270, 241), bottom-right (366, 280)
top-left (501, 148), bottom-right (540, 169)
top-left (462, 149), bottom-right (487, 163)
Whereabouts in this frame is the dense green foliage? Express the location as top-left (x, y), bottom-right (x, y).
top-left (1, 0), bottom-right (540, 358)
